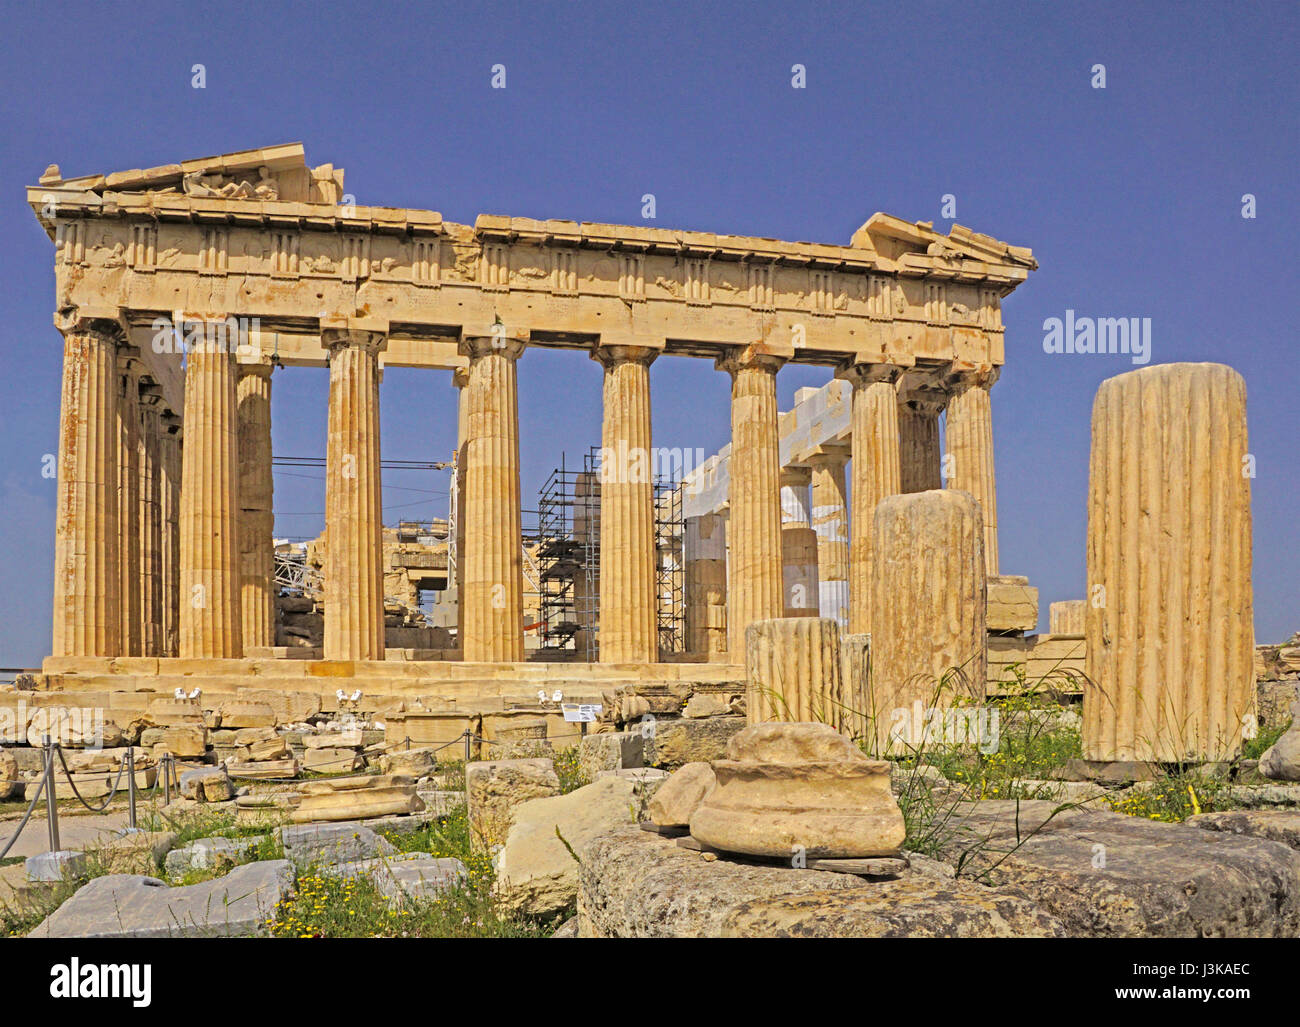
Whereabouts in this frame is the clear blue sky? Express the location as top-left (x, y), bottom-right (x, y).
top-left (0, 1), bottom-right (1295, 666)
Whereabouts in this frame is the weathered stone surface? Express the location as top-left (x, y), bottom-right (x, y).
top-left (0, 749), bottom-right (19, 800)
top-left (648, 762), bottom-right (716, 827)
top-left (745, 617), bottom-right (845, 730)
top-left (682, 693), bottom-right (730, 719)
top-left (1049, 599), bottom-right (1086, 635)
top-left (279, 821), bottom-right (395, 865)
top-left (719, 879), bottom-right (1065, 938)
top-left (986, 575), bottom-right (1038, 633)
top-left (226, 757), bottom-right (298, 780)
top-left (577, 731), bottom-right (643, 781)
top-left (31, 861), bottom-right (294, 938)
top-left (1186, 810), bottom-right (1300, 850)
top-left (1258, 701), bottom-right (1300, 781)
top-left (303, 746), bottom-right (362, 773)
top-left (179, 767), bottom-right (231, 801)
top-left (164, 835), bottom-right (266, 875)
top-left (939, 800), bottom-right (1300, 937)
top-left (26, 850), bottom-right (87, 882)
top-left (328, 853), bottom-right (466, 905)
top-left (870, 489), bottom-right (986, 754)
top-left (156, 725), bottom-right (207, 758)
top-left (378, 746), bottom-right (438, 777)
top-left (86, 830), bottom-right (177, 876)
top-left (238, 687), bottom-right (322, 724)
top-left (595, 766), bottom-right (669, 803)
top-left (644, 715), bottom-right (746, 770)
top-left (1084, 363), bottom-right (1254, 762)
top-left (466, 758), bottom-right (560, 851)
top-left (218, 700), bottom-right (276, 729)
top-left (291, 774), bottom-right (422, 823)
top-left (495, 777), bottom-right (639, 916)
top-left (246, 735), bottom-right (290, 761)
top-left (691, 723), bottom-right (904, 859)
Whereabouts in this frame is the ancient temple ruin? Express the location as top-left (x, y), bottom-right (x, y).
top-left (29, 142), bottom-right (1038, 713)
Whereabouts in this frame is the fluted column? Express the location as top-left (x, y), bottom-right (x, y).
top-left (685, 512), bottom-right (728, 656)
top-left (779, 467), bottom-right (819, 618)
top-left (178, 319), bottom-right (242, 659)
top-left (138, 391), bottom-right (165, 656)
top-left (594, 344), bottom-right (659, 663)
top-left (1083, 363), bottom-right (1254, 762)
top-left (159, 416), bottom-right (182, 656)
top-left (323, 329), bottom-right (386, 661)
top-left (897, 371), bottom-right (946, 494)
top-left (718, 348), bottom-right (785, 655)
top-left (460, 336), bottom-right (525, 662)
top-left (117, 355), bottom-right (143, 656)
top-left (573, 470), bottom-right (601, 657)
top-left (51, 317), bottom-right (121, 658)
top-left (452, 366), bottom-right (469, 647)
top-left (944, 368), bottom-right (1000, 574)
top-left (808, 447), bottom-right (850, 626)
top-left (838, 363), bottom-right (902, 636)
top-left (238, 359), bottom-right (276, 652)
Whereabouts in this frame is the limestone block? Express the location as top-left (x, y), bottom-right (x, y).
top-left (578, 731), bottom-right (644, 781)
top-left (246, 736), bottom-right (290, 761)
top-left (218, 701), bottom-right (277, 729)
top-left (226, 758), bottom-right (298, 780)
top-left (328, 854), bottom-right (466, 906)
top-left (164, 835), bottom-right (265, 875)
top-left (744, 617), bottom-right (845, 731)
top-left (303, 747), bottom-right (362, 773)
top-left (644, 715), bottom-right (746, 770)
top-left (1084, 363), bottom-right (1254, 762)
top-left (0, 750), bottom-right (19, 800)
top-left (1259, 701), bottom-right (1300, 782)
top-left (683, 693), bottom-right (731, 719)
top-left (648, 762), bottom-right (716, 827)
top-left (689, 723), bottom-right (905, 859)
top-left (1049, 600), bottom-right (1086, 635)
top-left (495, 776), bottom-right (639, 916)
top-left (146, 697), bottom-right (205, 726)
top-left (465, 758), bottom-right (560, 852)
top-left (179, 767), bottom-right (232, 801)
top-left (26, 850), bottom-right (88, 883)
top-left (238, 687), bottom-right (322, 723)
top-left (377, 747), bottom-right (438, 777)
top-left (291, 775), bottom-right (423, 824)
top-left (870, 489), bottom-right (987, 755)
top-left (279, 821), bottom-right (395, 865)
top-left (156, 725), bottom-right (208, 758)
top-left (986, 575), bottom-right (1038, 633)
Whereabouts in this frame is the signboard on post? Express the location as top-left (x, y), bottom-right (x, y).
top-left (561, 703), bottom-right (603, 723)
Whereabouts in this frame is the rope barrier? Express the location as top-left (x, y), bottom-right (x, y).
top-left (54, 745), bottom-right (130, 814)
top-left (0, 763), bottom-right (48, 861)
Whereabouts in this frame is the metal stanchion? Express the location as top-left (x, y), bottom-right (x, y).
top-left (44, 739), bottom-right (61, 851)
top-left (463, 729), bottom-right (471, 764)
top-left (126, 746), bottom-right (137, 829)
top-left (162, 753), bottom-right (172, 806)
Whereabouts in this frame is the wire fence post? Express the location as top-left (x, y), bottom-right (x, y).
top-left (126, 746), bottom-right (137, 829)
top-left (463, 729), bottom-right (471, 764)
top-left (162, 753), bottom-right (172, 806)
top-left (44, 740), bottom-right (61, 852)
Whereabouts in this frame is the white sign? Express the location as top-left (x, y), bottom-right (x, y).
top-left (561, 703), bottom-right (603, 723)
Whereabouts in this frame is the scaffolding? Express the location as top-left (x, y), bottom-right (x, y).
top-left (534, 447), bottom-right (686, 660)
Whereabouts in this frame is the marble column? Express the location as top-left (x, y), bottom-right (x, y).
top-left (718, 348), bottom-right (785, 655)
top-left (452, 367), bottom-right (469, 648)
top-left (897, 371), bottom-right (945, 494)
top-left (779, 467), bottom-right (819, 617)
top-left (138, 390), bottom-right (165, 657)
top-left (944, 367), bottom-right (1000, 574)
top-left (594, 344), bottom-right (658, 663)
top-left (238, 359), bottom-right (276, 652)
top-left (160, 416), bottom-right (182, 656)
top-left (839, 363), bottom-right (902, 636)
top-left (808, 447), bottom-right (850, 627)
top-left (117, 355), bottom-right (143, 656)
top-left (51, 317), bottom-right (121, 658)
top-left (573, 470), bottom-right (601, 657)
top-left (323, 329), bottom-right (386, 661)
top-left (178, 320), bottom-right (242, 659)
top-left (685, 512), bottom-right (728, 656)
top-left (460, 336), bottom-right (526, 662)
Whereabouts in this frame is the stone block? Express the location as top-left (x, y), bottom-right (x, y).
top-left (157, 725), bottom-right (207, 758)
top-left (291, 774), bottom-right (423, 823)
top-left (1048, 600), bottom-right (1086, 635)
top-left (303, 747), bottom-right (363, 773)
top-left (465, 758), bottom-right (560, 852)
top-left (745, 617), bottom-right (845, 730)
top-left (986, 575), bottom-right (1038, 633)
top-left (164, 835), bottom-right (266, 875)
top-left (648, 762), bottom-right (716, 827)
top-left (278, 821), bottom-right (395, 865)
top-left (328, 854), bottom-right (466, 905)
top-left (26, 850), bottom-right (87, 883)
top-left (578, 731), bottom-right (643, 781)
top-left (1259, 701), bottom-right (1300, 782)
top-left (644, 715), bottom-right (746, 770)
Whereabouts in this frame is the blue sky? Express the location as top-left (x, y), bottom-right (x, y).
top-left (0, 0), bottom-right (1295, 665)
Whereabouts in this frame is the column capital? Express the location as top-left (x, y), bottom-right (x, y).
top-left (54, 308), bottom-right (124, 340)
top-left (716, 343), bottom-right (787, 376)
top-left (452, 365), bottom-right (471, 390)
top-left (942, 363), bottom-right (1001, 394)
top-left (592, 343), bottom-right (658, 369)
top-left (322, 327), bottom-right (387, 355)
top-left (896, 367), bottom-right (950, 417)
top-left (237, 357), bottom-right (275, 380)
top-left (779, 466), bottom-right (812, 488)
top-left (460, 335), bottom-right (526, 361)
top-left (836, 361), bottom-right (903, 388)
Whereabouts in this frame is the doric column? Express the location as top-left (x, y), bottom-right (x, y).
top-left (160, 416), bottom-right (182, 656)
top-left (452, 366), bottom-right (469, 648)
top-left (117, 355), bottom-right (143, 656)
top-left (460, 336), bottom-right (525, 662)
top-left (808, 446), bottom-right (850, 626)
top-left (779, 467), bottom-right (819, 618)
top-left (896, 370), bottom-right (946, 494)
top-left (51, 317), bottom-right (121, 658)
top-left (838, 363), bottom-right (902, 636)
top-left (237, 359), bottom-right (276, 652)
top-left (717, 347), bottom-right (786, 654)
top-left (323, 329), bottom-right (386, 661)
top-left (138, 390), bottom-right (165, 656)
top-left (685, 512), bottom-right (727, 656)
top-left (944, 367), bottom-right (1000, 574)
top-left (572, 470), bottom-right (601, 658)
top-left (178, 318), bottom-right (242, 659)
top-left (593, 344), bottom-right (658, 664)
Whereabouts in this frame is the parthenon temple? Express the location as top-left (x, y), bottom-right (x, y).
top-left (29, 143), bottom-right (1046, 712)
